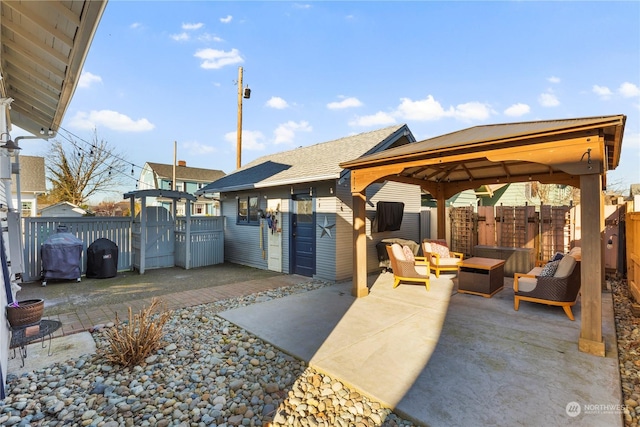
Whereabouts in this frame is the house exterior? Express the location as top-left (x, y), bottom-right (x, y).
top-left (11, 155), bottom-right (46, 217)
top-left (197, 124), bottom-right (423, 282)
top-left (138, 161), bottom-right (225, 216)
top-left (40, 201), bottom-right (87, 217)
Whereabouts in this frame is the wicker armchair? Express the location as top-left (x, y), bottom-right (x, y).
top-left (422, 239), bottom-right (464, 278)
top-left (385, 243), bottom-right (430, 291)
top-left (513, 254), bottom-right (581, 320)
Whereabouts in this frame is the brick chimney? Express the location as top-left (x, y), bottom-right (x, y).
top-left (178, 160), bottom-right (187, 167)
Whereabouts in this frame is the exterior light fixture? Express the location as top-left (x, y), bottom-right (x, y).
top-left (243, 85), bottom-right (251, 99)
top-left (606, 234), bottom-right (617, 249)
top-left (0, 133), bottom-right (21, 154)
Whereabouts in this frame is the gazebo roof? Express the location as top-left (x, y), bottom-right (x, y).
top-left (341, 115), bottom-right (626, 197)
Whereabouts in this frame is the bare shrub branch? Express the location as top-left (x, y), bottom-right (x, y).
top-left (105, 298), bottom-right (172, 367)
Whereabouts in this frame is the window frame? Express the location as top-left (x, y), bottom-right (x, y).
top-left (237, 194), bottom-right (260, 225)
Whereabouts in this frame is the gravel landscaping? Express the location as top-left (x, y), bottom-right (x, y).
top-left (0, 275), bottom-right (638, 426)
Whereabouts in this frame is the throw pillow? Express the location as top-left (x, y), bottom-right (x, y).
top-left (539, 260), bottom-right (560, 277)
top-left (402, 245), bottom-right (415, 262)
top-left (431, 242), bottom-right (450, 259)
top-left (551, 252), bottom-right (564, 262)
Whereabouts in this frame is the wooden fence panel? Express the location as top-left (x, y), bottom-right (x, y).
top-left (539, 205), bottom-right (572, 262)
top-left (450, 206), bottom-right (475, 256)
top-left (627, 212), bottom-right (640, 305)
top-left (477, 206), bottom-right (496, 246)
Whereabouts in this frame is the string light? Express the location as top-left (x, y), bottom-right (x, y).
top-left (53, 126), bottom-right (147, 189)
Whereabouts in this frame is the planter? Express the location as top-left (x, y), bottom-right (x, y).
top-left (6, 299), bottom-right (44, 328)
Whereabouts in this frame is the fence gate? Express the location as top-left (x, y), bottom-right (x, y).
top-left (132, 206), bottom-right (174, 274)
top-left (450, 206), bottom-right (475, 256)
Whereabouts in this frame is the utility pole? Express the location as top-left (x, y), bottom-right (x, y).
top-left (236, 66), bottom-right (250, 170)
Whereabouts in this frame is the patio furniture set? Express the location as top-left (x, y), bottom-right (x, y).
top-left (385, 239), bottom-right (582, 320)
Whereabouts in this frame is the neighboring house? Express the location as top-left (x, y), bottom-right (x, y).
top-left (138, 161), bottom-right (225, 216)
top-left (197, 124), bottom-right (423, 282)
top-left (11, 155), bottom-right (46, 217)
top-left (477, 183), bottom-right (576, 207)
top-left (40, 201), bottom-right (87, 217)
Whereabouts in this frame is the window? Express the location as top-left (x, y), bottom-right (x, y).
top-left (237, 195), bottom-right (260, 225)
top-left (21, 201), bottom-right (32, 217)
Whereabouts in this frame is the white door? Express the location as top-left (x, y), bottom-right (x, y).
top-left (267, 199), bottom-right (282, 272)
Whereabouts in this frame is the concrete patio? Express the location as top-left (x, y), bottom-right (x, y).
top-left (220, 272), bottom-right (622, 426)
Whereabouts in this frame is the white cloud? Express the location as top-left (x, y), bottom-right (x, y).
top-left (327, 97), bottom-right (363, 110)
top-left (69, 110), bottom-right (155, 132)
top-left (220, 15), bottom-right (233, 24)
top-left (348, 112), bottom-right (396, 127)
top-left (619, 82), bottom-right (640, 98)
top-left (171, 32), bottom-right (189, 41)
top-left (198, 33), bottom-right (223, 43)
top-left (266, 97), bottom-right (289, 109)
top-left (130, 22), bottom-right (142, 30)
top-left (538, 90), bottom-right (560, 107)
top-left (293, 4), bottom-right (312, 9)
top-left (225, 129), bottom-right (265, 151)
top-left (593, 85), bottom-right (613, 99)
top-left (273, 121), bottom-right (312, 144)
top-left (395, 95), bottom-right (492, 122)
top-left (194, 48), bottom-right (243, 69)
top-left (182, 22), bottom-right (204, 30)
top-left (396, 95), bottom-right (451, 121)
top-left (548, 76), bottom-right (561, 84)
top-left (78, 71), bottom-right (102, 89)
top-left (182, 141), bottom-right (216, 155)
top-left (503, 103), bottom-right (530, 117)
top-left (453, 102), bottom-right (493, 121)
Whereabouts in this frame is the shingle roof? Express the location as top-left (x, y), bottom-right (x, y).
top-left (198, 124), bottom-right (409, 193)
top-left (16, 156), bottom-right (46, 193)
top-left (146, 162), bottom-right (225, 182)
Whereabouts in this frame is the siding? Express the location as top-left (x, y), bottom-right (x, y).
top-left (313, 182), bottom-right (337, 282)
top-left (335, 178), bottom-right (422, 282)
top-left (221, 179), bottom-right (421, 283)
top-left (222, 188), bottom-right (292, 272)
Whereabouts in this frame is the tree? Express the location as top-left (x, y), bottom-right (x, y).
top-left (46, 130), bottom-right (128, 205)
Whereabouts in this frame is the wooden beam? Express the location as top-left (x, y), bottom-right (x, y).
top-left (436, 183), bottom-right (446, 239)
top-left (578, 173), bottom-right (605, 356)
top-left (352, 192), bottom-right (368, 297)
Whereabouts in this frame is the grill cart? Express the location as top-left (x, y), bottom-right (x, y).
top-left (40, 229), bottom-right (83, 287)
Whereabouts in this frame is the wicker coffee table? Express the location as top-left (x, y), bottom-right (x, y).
top-left (10, 319), bottom-right (62, 367)
top-left (457, 257), bottom-right (505, 298)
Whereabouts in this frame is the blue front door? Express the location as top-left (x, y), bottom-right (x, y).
top-left (291, 194), bottom-right (315, 276)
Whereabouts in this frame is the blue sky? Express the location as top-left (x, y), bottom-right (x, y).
top-left (17, 1), bottom-right (640, 199)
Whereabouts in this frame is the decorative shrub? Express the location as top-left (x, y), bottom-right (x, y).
top-left (105, 298), bottom-right (172, 367)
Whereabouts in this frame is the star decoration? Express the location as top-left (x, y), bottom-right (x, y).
top-left (318, 216), bottom-right (336, 238)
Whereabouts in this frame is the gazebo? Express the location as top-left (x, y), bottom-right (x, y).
top-left (340, 114), bottom-right (626, 356)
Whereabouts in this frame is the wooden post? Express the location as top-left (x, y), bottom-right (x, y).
top-left (352, 192), bottom-right (368, 297)
top-left (436, 183), bottom-right (446, 240)
top-left (236, 66), bottom-right (243, 170)
top-left (578, 173), bottom-right (605, 356)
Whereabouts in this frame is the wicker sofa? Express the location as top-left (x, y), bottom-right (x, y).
top-left (513, 247), bottom-right (581, 320)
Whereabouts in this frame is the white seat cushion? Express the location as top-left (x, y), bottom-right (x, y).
top-left (433, 257), bottom-right (461, 267)
top-left (517, 276), bottom-right (538, 292)
top-left (414, 265), bottom-right (429, 276)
